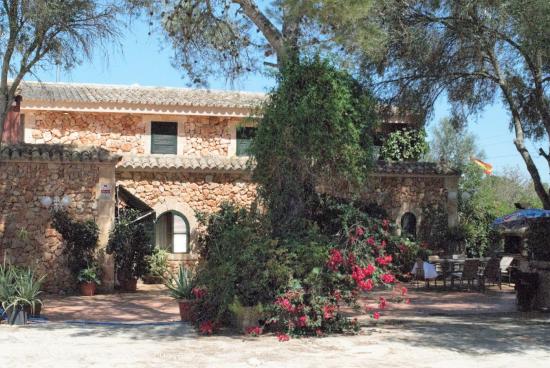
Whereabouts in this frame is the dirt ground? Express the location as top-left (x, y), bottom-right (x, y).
top-left (1, 285), bottom-right (549, 367)
top-left (1, 314), bottom-right (549, 367)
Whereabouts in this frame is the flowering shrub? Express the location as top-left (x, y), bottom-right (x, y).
top-left (245, 326), bottom-right (262, 336)
top-left (199, 321), bottom-right (214, 335)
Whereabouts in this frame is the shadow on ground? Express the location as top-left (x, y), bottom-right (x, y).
top-left (382, 314), bottom-right (550, 355)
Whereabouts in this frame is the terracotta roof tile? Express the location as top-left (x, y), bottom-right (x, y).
top-left (0, 144), bottom-right (120, 163)
top-left (117, 154), bottom-right (250, 172)
top-left (19, 81), bottom-right (266, 109)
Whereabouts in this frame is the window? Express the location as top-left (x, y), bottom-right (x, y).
top-left (155, 211), bottom-right (189, 253)
top-left (151, 122), bottom-right (178, 154)
top-left (236, 126), bottom-right (256, 156)
top-left (401, 212), bottom-right (417, 239)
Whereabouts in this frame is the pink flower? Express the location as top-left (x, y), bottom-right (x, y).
top-left (192, 287), bottom-right (207, 299)
top-left (376, 255), bottom-right (392, 266)
top-left (323, 305), bottom-right (336, 320)
top-left (245, 326), bottom-right (262, 336)
top-left (275, 297), bottom-right (295, 313)
top-left (380, 240), bottom-right (387, 248)
top-left (199, 321), bottom-right (213, 335)
top-left (373, 312), bottom-right (380, 320)
top-left (406, 298), bottom-right (411, 304)
top-left (355, 226), bottom-right (365, 237)
top-left (367, 237), bottom-right (376, 246)
top-left (277, 333), bottom-right (290, 342)
top-left (401, 286), bottom-right (408, 296)
top-left (381, 273), bottom-right (395, 284)
top-left (327, 249), bottom-right (343, 271)
top-left (315, 329), bottom-right (324, 337)
top-left (296, 315), bottom-right (308, 327)
top-left (364, 264), bottom-right (376, 277)
top-left (358, 279), bottom-right (374, 291)
top-left (379, 297), bottom-right (387, 310)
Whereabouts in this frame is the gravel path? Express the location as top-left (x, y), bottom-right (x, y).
top-left (1, 315), bottom-right (549, 368)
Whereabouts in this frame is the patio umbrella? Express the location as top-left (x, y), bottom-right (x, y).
top-left (492, 209), bottom-right (550, 231)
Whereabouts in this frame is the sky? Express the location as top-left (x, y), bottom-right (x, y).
top-left (29, 16), bottom-right (549, 184)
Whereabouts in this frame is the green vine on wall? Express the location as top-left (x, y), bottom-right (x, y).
top-left (380, 128), bottom-right (428, 161)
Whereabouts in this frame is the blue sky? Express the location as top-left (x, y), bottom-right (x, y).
top-left (30, 17), bottom-right (549, 183)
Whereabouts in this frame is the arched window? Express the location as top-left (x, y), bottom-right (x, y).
top-left (401, 212), bottom-right (417, 239)
top-left (155, 211), bottom-right (189, 253)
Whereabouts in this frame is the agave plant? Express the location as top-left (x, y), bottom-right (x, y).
top-left (0, 263), bottom-right (16, 308)
top-left (164, 265), bottom-right (193, 300)
top-left (2, 266), bottom-right (45, 314)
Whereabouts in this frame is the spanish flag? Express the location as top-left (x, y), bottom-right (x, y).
top-left (471, 158), bottom-right (493, 175)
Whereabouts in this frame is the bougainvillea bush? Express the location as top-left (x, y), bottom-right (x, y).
top-left (193, 202), bottom-right (420, 338)
top-left (265, 218), bottom-right (415, 337)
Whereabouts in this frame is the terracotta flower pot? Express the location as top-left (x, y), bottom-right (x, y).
top-left (121, 278), bottom-right (138, 292)
top-left (80, 282), bottom-right (97, 296)
top-left (178, 299), bottom-right (196, 322)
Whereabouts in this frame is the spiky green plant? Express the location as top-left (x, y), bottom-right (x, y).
top-left (164, 265), bottom-right (193, 300)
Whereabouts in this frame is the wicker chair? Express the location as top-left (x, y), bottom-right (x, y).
top-left (479, 258), bottom-right (501, 290)
top-left (454, 259), bottom-right (481, 289)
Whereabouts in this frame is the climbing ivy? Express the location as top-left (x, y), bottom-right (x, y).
top-left (380, 128), bottom-right (428, 161)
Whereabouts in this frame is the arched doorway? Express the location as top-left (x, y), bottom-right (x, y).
top-left (155, 211), bottom-right (190, 253)
top-left (401, 212), bottom-right (417, 239)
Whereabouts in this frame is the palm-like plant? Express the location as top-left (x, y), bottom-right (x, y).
top-left (1, 265), bottom-right (45, 315)
top-left (164, 266), bottom-right (193, 300)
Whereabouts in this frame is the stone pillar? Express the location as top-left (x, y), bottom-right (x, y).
top-left (96, 164), bottom-right (117, 291)
top-left (444, 176), bottom-right (459, 228)
top-left (531, 261), bottom-right (550, 310)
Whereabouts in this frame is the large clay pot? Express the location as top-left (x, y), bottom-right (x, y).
top-left (6, 306), bottom-right (27, 325)
top-left (121, 278), bottom-right (138, 292)
top-left (178, 299), bottom-right (195, 322)
top-left (231, 306), bottom-right (263, 333)
top-left (80, 282), bottom-right (97, 296)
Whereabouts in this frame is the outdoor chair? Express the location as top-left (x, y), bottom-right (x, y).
top-left (452, 259), bottom-right (481, 289)
top-left (435, 260), bottom-right (452, 288)
top-left (500, 256), bottom-right (515, 285)
top-left (479, 258), bottom-right (502, 290)
top-left (413, 260), bottom-right (426, 288)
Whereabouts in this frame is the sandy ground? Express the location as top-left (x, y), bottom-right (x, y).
top-left (1, 314), bottom-right (549, 368)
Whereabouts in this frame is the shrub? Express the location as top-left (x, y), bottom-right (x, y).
top-left (380, 128), bottom-right (429, 161)
top-left (145, 248), bottom-right (169, 278)
top-left (194, 203), bottom-right (292, 324)
top-left (51, 210), bottom-right (99, 279)
top-left (106, 208), bottom-right (153, 282)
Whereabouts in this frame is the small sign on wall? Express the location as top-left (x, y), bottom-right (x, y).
top-left (100, 184), bottom-right (112, 200)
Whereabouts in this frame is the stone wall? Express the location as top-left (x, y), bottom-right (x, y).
top-left (27, 111), bottom-right (238, 157)
top-left (180, 116), bottom-right (234, 156)
top-left (30, 112), bottom-right (146, 154)
top-left (0, 160), bottom-right (114, 292)
top-left (117, 169), bottom-right (256, 269)
top-left (117, 170), bottom-right (256, 215)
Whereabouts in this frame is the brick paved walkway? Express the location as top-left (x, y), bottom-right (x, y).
top-left (39, 282), bottom-right (517, 323)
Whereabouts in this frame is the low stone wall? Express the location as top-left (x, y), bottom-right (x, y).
top-left (0, 147), bottom-right (118, 292)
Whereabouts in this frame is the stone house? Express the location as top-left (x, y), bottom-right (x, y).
top-left (0, 81), bottom-right (459, 292)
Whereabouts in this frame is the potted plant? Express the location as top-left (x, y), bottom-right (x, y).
top-left (77, 264), bottom-right (101, 296)
top-left (106, 209), bottom-right (153, 292)
top-left (165, 265), bottom-right (195, 321)
top-left (143, 248), bottom-right (169, 284)
top-left (2, 266), bottom-right (44, 325)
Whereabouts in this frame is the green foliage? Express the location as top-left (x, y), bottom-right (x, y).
top-left (106, 208), bottom-right (153, 281)
top-left (428, 117), bottom-right (485, 169)
top-left (336, 0), bottom-right (550, 207)
top-left (194, 203), bottom-right (292, 324)
top-left (51, 210), bottom-right (99, 279)
top-left (164, 265), bottom-right (194, 300)
top-left (251, 58), bottom-right (377, 236)
top-left (145, 248), bottom-right (169, 278)
top-left (0, 0), bottom-right (120, 145)
top-left (77, 264), bottom-right (102, 285)
top-left (418, 204), bottom-right (449, 250)
top-left (0, 264), bottom-right (44, 313)
top-left (380, 128), bottom-right (428, 162)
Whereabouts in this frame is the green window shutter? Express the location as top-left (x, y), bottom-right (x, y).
top-left (236, 127), bottom-right (256, 156)
top-left (151, 122), bottom-right (177, 154)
